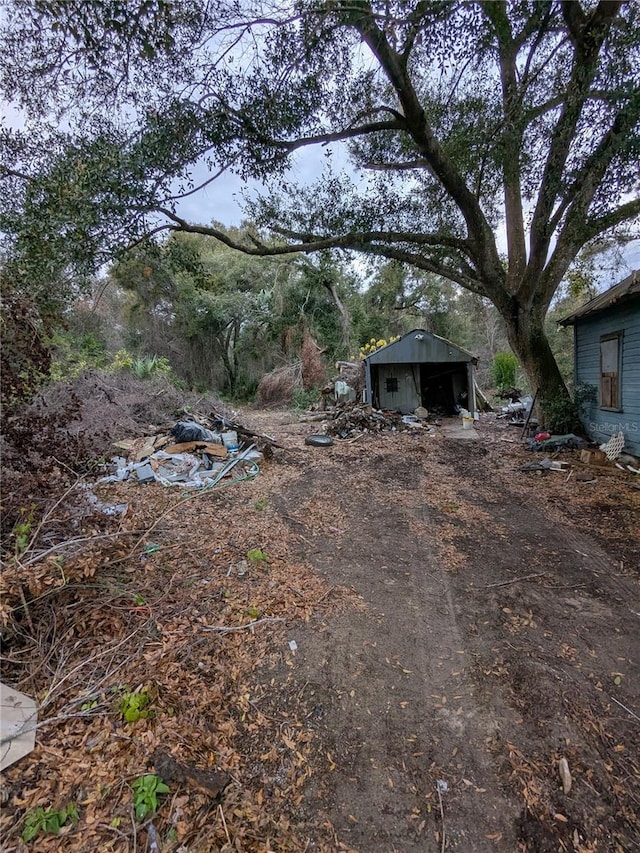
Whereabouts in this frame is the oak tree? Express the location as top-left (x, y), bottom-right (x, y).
top-left (2, 1), bottom-right (639, 410)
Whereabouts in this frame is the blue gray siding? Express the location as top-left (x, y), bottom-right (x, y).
top-left (574, 298), bottom-right (640, 456)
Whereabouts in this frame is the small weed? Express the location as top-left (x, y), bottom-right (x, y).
top-left (119, 688), bottom-right (151, 723)
top-left (22, 803), bottom-right (79, 842)
top-left (131, 775), bottom-right (170, 820)
top-left (247, 548), bottom-right (267, 563)
top-left (80, 699), bottom-right (98, 711)
top-left (253, 497), bottom-right (269, 511)
top-left (245, 605), bottom-right (261, 618)
top-left (133, 593), bottom-right (146, 606)
top-left (13, 505), bottom-right (35, 555)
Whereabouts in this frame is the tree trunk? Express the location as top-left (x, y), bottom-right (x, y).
top-left (323, 281), bottom-right (352, 354)
top-left (504, 304), bottom-right (570, 426)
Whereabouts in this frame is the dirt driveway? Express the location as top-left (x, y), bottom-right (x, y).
top-left (248, 412), bottom-right (640, 852)
top-left (2, 408), bottom-right (638, 853)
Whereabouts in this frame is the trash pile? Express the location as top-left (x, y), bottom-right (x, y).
top-left (525, 433), bottom-right (589, 453)
top-left (497, 394), bottom-right (536, 426)
top-left (99, 410), bottom-right (280, 489)
top-left (323, 403), bottom-right (436, 440)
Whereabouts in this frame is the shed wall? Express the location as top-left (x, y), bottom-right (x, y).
top-left (574, 298), bottom-right (640, 456)
top-left (375, 364), bottom-right (422, 411)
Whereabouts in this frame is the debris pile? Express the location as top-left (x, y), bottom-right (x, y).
top-left (323, 403), bottom-right (435, 440)
top-left (104, 409), bottom-right (281, 488)
top-left (525, 433), bottom-right (588, 453)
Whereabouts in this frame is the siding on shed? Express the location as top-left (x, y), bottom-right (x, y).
top-left (375, 364), bottom-right (422, 411)
top-left (574, 299), bottom-right (640, 456)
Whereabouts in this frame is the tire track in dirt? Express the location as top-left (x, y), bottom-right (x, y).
top-left (271, 454), bottom-right (523, 851)
top-left (249, 414), bottom-right (638, 851)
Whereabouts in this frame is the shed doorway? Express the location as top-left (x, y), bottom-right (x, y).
top-left (420, 362), bottom-right (471, 414)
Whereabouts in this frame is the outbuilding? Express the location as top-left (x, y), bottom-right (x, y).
top-left (363, 330), bottom-right (478, 416)
top-left (559, 269), bottom-right (640, 457)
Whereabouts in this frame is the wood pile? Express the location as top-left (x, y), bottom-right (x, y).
top-left (324, 403), bottom-right (411, 439)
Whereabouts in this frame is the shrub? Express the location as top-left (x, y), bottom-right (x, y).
top-left (491, 351), bottom-right (519, 389)
top-left (544, 383), bottom-right (597, 434)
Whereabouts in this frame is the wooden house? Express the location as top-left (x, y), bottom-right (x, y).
top-left (560, 270), bottom-right (640, 456)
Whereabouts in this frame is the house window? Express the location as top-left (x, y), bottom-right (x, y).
top-left (385, 377), bottom-right (399, 393)
top-left (600, 333), bottom-right (621, 410)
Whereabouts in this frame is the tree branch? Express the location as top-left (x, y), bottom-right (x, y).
top-left (528, 0), bottom-right (623, 278)
top-left (343, 1), bottom-right (504, 287)
top-left (270, 225), bottom-right (474, 256)
top-left (583, 197), bottom-right (640, 241)
top-left (361, 159), bottom-right (429, 171)
top-left (259, 119), bottom-right (407, 152)
top-left (483, 1), bottom-right (527, 286)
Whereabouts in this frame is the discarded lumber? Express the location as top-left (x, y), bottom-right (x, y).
top-left (161, 440), bottom-right (228, 457)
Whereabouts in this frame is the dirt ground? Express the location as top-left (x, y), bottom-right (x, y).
top-left (246, 412), bottom-right (640, 853)
top-left (1, 408), bottom-right (638, 852)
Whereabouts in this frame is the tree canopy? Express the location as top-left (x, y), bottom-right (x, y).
top-left (1, 1), bottom-right (639, 408)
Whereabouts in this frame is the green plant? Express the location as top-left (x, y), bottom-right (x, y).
top-left (22, 803), bottom-right (79, 842)
top-left (130, 355), bottom-right (172, 379)
top-left (131, 775), bottom-right (170, 820)
top-left (253, 497), bottom-right (268, 511)
top-left (544, 383), bottom-right (597, 434)
top-left (491, 351), bottom-right (520, 390)
top-left (246, 548), bottom-right (267, 563)
top-left (119, 688), bottom-right (151, 723)
top-left (112, 348), bottom-right (134, 370)
top-left (292, 387), bottom-right (319, 411)
top-left (13, 505), bottom-right (35, 555)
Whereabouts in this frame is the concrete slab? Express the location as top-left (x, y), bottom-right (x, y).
top-left (441, 422), bottom-right (479, 440)
top-left (0, 682), bottom-right (38, 771)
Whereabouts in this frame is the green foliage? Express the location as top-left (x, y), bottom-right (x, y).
top-left (131, 775), bottom-right (170, 821)
top-left (544, 383), bottom-right (598, 434)
top-left (119, 688), bottom-right (151, 723)
top-left (246, 548), bottom-right (267, 563)
top-left (48, 328), bottom-right (108, 380)
top-left (13, 505), bottom-right (35, 555)
top-left (491, 352), bottom-right (519, 390)
top-left (22, 803), bottom-right (79, 842)
top-left (112, 348), bottom-right (134, 370)
top-left (111, 348), bottom-right (172, 378)
top-left (292, 387), bottom-right (319, 411)
top-left (129, 355), bottom-right (172, 379)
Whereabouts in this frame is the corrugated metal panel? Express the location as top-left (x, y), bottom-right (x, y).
top-left (365, 330), bottom-right (475, 365)
top-left (375, 364), bottom-right (422, 411)
top-left (574, 299), bottom-right (640, 455)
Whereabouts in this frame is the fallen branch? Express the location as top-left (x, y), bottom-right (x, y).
top-left (18, 530), bottom-right (144, 568)
top-left (610, 696), bottom-right (640, 722)
top-left (482, 572), bottom-right (546, 589)
top-left (437, 782), bottom-right (446, 853)
top-left (201, 617), bottom-right (285, 633)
